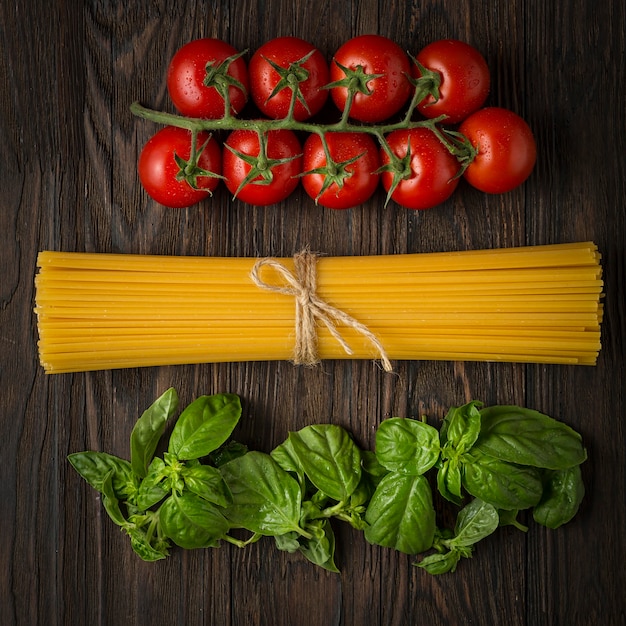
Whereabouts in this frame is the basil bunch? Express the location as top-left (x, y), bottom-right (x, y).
top-left (69, 390), bottom-right (587, 574)
top-left (422, 401), bottom-right (586, 573)
top-left (69, 389), bottom-right (245, 560)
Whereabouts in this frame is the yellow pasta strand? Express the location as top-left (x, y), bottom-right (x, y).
top-left (34, 242), bottom-right (604, 373)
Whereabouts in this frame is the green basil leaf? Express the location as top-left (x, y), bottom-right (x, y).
top-left (437, 459), bottom-right (463, 505)
top-left (274, 532), bottom-right (301, 553)
top-left (182, 464), bottom-right (232, 508)
top-left (168, 393), bottom-right (242, 460)
top-left (135, 457), bottom-right (169, 510)
top-left (271, 438), bottom-right (306, 487)
top-left (300, 500), bottom-right (323, 526)
top-left (209, 441), bottom-right (248, 467)
top-left (533, 465), bottom-right (585, 529)
top-left (220, 451), bottom-right (304, 536)
top-left (68, 451), bottom-right (137, 500)
top-left (462, 448), bottom-right (543, 510)
top-left (358, 453), bottom-right (389, 520)
top-left (375, 418), bottom-right (440, 475)
top-left (364, 473), bottom-right (436, 555)
top-left (100, 470), bottom-right (128, 527)
top-left (349, 476), bottom-right (373, 509)
top-left (159, 492), bottom-right (230, 549)
top-left (417, 549), bottom-right (462, 575)
top-left (128, 528), bottom-right (169, 561)
top-left (344, 510), bottom-right (368, 531)
top-left (361, 450), bottom-right (389, 486)
top-left (289, 424), bottom-right (362, 502)
top-left (497, 508), bottom-right (528, 531)
top-left (309, 490), bottom-right (329, 509)
top-left (130, 387), bottom-right (178, 478)
top-left (440, 401), bottom-right (483, 453)
top-left (449, 499), bottom-right (499, 548)
top-left (475, 405), bottom-right (587, 470)
top-left (299, 519), bottom-right (339, 573)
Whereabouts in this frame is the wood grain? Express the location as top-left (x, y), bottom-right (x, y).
top-left (1, 0), bottom-right (625, 624)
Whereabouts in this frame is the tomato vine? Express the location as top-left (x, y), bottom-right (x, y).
top-left (133, 36), bottom-right (536, 209)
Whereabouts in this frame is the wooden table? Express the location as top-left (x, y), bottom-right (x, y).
top-left (2, 1), bottom-right (624, 624)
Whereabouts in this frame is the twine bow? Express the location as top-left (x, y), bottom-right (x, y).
top-left (250, 250), bottom-right (393, 372)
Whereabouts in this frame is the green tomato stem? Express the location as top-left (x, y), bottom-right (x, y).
top-left (286, 76), bottom-right (300, 122)
top-left (131, 102), bottom-right (456, 144)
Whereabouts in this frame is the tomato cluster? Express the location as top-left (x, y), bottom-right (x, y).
top-left (136, 35), bottom-right (537, 210)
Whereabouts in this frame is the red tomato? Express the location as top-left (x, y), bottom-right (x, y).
top-left (138, 126), bottom-right (222, 208)
top-left (249, 37), bottom-right (329, 121)
top-left (301, 132), bottom-right (381, 209)
top-left (379, 128), bottom-right (461, 210)
top-left (329, 35), bottom-right (412, 122)
top-left (167, 38), bottom-right (249, 119)
top-left (223, 128), bottom-right (302, 205)
top-left (459, 107), bottom-right (537, 193)
top-left (413, 39), bottom-right (491, 124)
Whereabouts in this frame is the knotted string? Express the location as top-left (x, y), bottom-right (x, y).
top-left (249, 250), bottom-right (393, 372)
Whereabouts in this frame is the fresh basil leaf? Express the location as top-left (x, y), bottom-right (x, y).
top-left (271, 437), bottom-right (306, 488)
top-left (361, 450), bottom-right (389, 486)
top-left (168, 393), bottom-right (242, 460)
top-left (220, 451), bottom-right (304, 536)
top-left (498, 509), bottom-right (529, 531)
top-left (299, 499), bottom-right (324, 526)
top-left (299, 519), bottom-right (339, 573)
top-left (161, 452), bottom-right (186, 495)
top-left (440, 401), bottom-right (483, 453)
top-left (437, 459), bottom-right (463, 505)
top-left (135, 457), bottom-right (170, 511)
top-left (274, 532), bottom-right (301, 553)
top-left (209, 440), bottom-right (248, 467)
top-left (68, 451), bottom-right (137, 500)
top-left (364, 473), bottom-right (435, 555)
top-left (128, 528), bottom-right (169, 561)
top-left (475, 405), bottom-right (587, 470)
top-left (182, 464), bottom-right (232, 508)
top-left (357, 453), bottom-right (389, 522)
top-left (289, 424), bottom-right (362, 502)
top-left (461, 448), bottom-right (543, 510)
top-left (417, 549), bottom-right (462, 575)
top-left (310, 489), bottom-right (330, 509)
top-left (349, 476), bottom-right (373, 509)
top-left (130, 387), bottom-right (178, 478)
top-left (449, 499), bottom-right (499, 548)
top-left (533, 465), bottom-right (585, 529)
top-left (100, 470), bottom-right (128, 527)
top-left (159, 492), bottom-right (230, 549)
top-left (344, 508), bottom-right (368, 531)
top-left (375, 418), bottom-right (440, 475)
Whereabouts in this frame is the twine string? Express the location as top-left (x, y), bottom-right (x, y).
top-left (249, 250), bottom-right (393, 372)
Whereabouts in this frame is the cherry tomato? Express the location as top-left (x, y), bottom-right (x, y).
top-left (138, 126), bottom-right (222, 208)
top-left (379, 128), bottom-right (461, 210)
top-left (249, 37), bottom-right (329, 121)
top-left (223, 128), bottom-right (302, 205)
top-left (167, 38), bottom-right (249, 119)
top-left (329, 35), bottom-right (412, 122)
top-left (413, 39), bottom-right (491, 124)
top-left (459, 107), bottom-right (537, 193)
top-left (301, 132), bottom-right (381, 209)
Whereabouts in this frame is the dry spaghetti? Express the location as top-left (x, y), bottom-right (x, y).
top-left (34, 242), bottom-right (604, 373)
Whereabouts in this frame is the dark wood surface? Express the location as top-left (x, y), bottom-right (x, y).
top-left (2, 1), bottom-right (625, 624)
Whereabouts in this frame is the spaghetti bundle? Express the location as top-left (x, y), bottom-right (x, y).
top-left (34, 242), bottom-right (604, 373)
